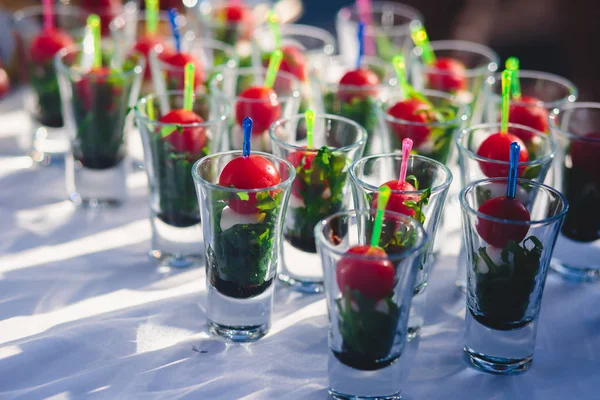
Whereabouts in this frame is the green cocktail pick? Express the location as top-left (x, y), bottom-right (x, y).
top-left (409, 22), bottom-right (436, 65)
top-left (371, 185), bottom-right (392, 248)
top-left (305, 109), bottom-right (315, 149)
top-left (87, 14), bottom-right (102, 68)
top-left (145, 0), bottom-right (159, 35)
top-left (183, 62), bottom-right (195, 111)
top-left (264, 49), bottom-right (283, 89)
top-left (505, 57), bottom-right (521, 100)
top-left (501, 69), bottom-right (512, 135)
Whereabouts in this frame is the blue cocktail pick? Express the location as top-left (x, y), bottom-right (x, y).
top-left (356, 22), bottom-right (365, 69)
top-left (507, 141), bottom-right (520, 199)
top-left (168, 8), bottom-right (181, 53)
top-left (242, 117), bottom-right (253, 157)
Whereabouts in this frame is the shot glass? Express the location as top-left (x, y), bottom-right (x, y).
top-left (252, 23), bottom-right (336, 139)
top-left (270, 114), bottom-right (367, 293)
top-left (378, 89), bottom-right (469, 164)
top-left (210, 67), bottom-right (301, 152)
top-left (350, 153), bottom-right (452, 337)
top-left (483, 70), bottom-right (578, 138)
top-left (460, 177), bottom-right (568, 374)
top-left (150, 37), bottom-right (237, 92)
top-left (336, 1), bottom-right (423, 64)
top-left (454, 122), bottom-right (556, 291)
top-left (315, 209), bottom-right (428, 399)
top-left (55, 44), bottom-right (145, 206)
top-left (321, 55), bottom-right (394, 157)
top-left (13, 4), bottom-right (88, 164)
top-left (135, 91), bottom-right (229, 269)
top-left (409, 40), bottom-right (499, 125)
top-left (549, 103), bottom-right (600, 281)
top-left (192, 151), bottom-right (295, 342)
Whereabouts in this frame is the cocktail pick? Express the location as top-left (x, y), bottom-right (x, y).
top-left (264, 49), bottom-right (283, 89)
top-left (392, 54), bottom-right (411, 99)
top-left (305, 109), bottom-right (315, 149)
top-left (267, 11), bottom-right (281, 50)
top-left (506, 141), bottom-right (520, 199)
top-left (505, 57), bottom-right (521, 100)
top-left (371, 185), bottom-right (392, 248)
top-left (356, 0), bottom-right (374, 55)
top-left (183, 62), bottom-right (195, 111)
top-left (500, 69), bottom-right (512, 135)
top-left (145, 0), bottom-right (159, 36)
top-left (87, 14), bottom-right (102, 69)
top-left (42, 0), bottom-right (54, 32)
top-left (242, 117), bottom-right (253, 157)
top-left (147, 96), bottom-right (155, 120)
top-left (409, 22), bottom-right (436, 65)
top-left (356, 22), bottom-right (365, 69)
top-left (168, 8), bottom-right (181, 54)
top-left (398, 138), bottom-right (413, 183)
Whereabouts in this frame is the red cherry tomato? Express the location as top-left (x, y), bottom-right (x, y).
top-left (508, 96), bottom-right (549, 142)
top-left (0, 67), bottom-right (10, 99)
top-left (215, 3), bottom-right (254, 40)
top-left (476, 196), bottom-right (531, 248)
top-left (29, 28), bottom-right (75, 64)
top-left (336, 245), bottom-right (395, 301)
top-left (133, 35), bottom-right (173, 80)
top-left (264, 45), bottom-right (307, 82)
top-left (235, 86), bottom-right (282, 134)
top-left (426, 57), bottom-right (467, 93)
top-left (338, 68), bottom-right (380, 103)
top-left (286, 149), bottom-right (328, 198)
top-left (476, 132), bottom-right (529, 178)
top-left (160, 52), bottom-right (205, 90)
top-left (386, 98), bottom-right (433, 147)
top-left (158, 109), bottom-right (207, 155)
top-left (569, 132), bottom-right (600, 183)
top-left (219, 154), bottom-right (282, 214)
top-left (76, 66), bottom-right (121, 111)
top-left (371, 180), bottom-right (420, 218)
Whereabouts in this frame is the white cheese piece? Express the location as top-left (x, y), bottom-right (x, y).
top-left (231, 124), bottom-right (273, 153)
top-left (456, 90), bottom-right (474, 105)
top-left (288, 195), bottom-right (305, 209)
top-left (321, 187), bottom-right (331, 199)
top-left (476, 245), bottom-right (512, 274)
top-left (220, 206), bottom-right (263, 232)
top-left (375, 299), bottom-right (390, 314)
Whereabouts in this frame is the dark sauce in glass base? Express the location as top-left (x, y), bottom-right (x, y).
top-left (211, 276), bottom-right (273, 299)
top-left (74, 153), bottom-right (125, 170)
top-left (333, 349), bottom-right (399, 371)
top-left (284, 233), bottom-right (317, 253)
top-left (157, 212), bottom-right (200, 228)
top-left (35, 113), bottom-right (63, 128)
top-left (561, 166), bottom-right (600, 242)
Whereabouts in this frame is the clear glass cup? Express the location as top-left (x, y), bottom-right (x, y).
top-left (134, 91), bottom-right (229, 269)
top-left (55, 44), bottom-right (145, 206)
top-left (315, 209), bottom-right (428, 399)
top-left (252, 23), bottom-right (336, 139)
top-left (350, 153), bottom-right (452, 338)
top-left (12, 5), bottom-right (88, 164)
top-left (460, 177), bottom-right (568, 374)
top-left (336, 1), bottom-right (423, 65)
top-left (210, 66), bottom-right (301, 152)
top-left (454, 122), bottom-right (556, 291)
top-left (321, 55), bottom-right (394, 157)
top-left (378, 89), bottom-right (469, 164)
top-left (270, 113), bottom-right (367, 293)
top-left (150, 37), bottom-right (238, 93)
top-left (549, 103), bottom-right (600, 281)
top-left (483, 70), bottom-right (578, 136)
top-left (192, 150), bottom-right (295, 342)
top-left (409, 40), bottom-right (499, 125)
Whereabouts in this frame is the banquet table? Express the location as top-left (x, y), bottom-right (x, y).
top-left (0, 90), bottom-right (599, 400)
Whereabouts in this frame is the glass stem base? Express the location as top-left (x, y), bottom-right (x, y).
top-left (550, 261), bottom-right (600, 282)
top-left (464, 346), bottom-right (532, 375)
top-left (66, 155), bottom-right (128, 207)
top-left (208, 321), bottom-right (269, 343)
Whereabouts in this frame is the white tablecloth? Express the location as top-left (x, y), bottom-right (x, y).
top-left (0, 96), bottom-right (599, 400)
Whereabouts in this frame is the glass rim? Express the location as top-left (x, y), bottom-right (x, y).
top-left (336, 2), bottom-right (424, 35)
top-left (254, 23), bottom-right (337, 50)
top-left (456, 122), bottom-right (556, 167)
top-left (322, 55), bottom-right (393, 91)
top-left (411, 39), bottom-right (499, 76)
top-left (381, 89), bottom-right (470, 127)
top-left (134, 90), bottom-right (230, 128)
top-left (54, 43), bottom-right (146, 79)
top-left (349, 153), bottom-right (453, 196)
top-left (198, 3), bottom-right (259, 30)
top-left (550, 102), bottom-right (600, 143)
top-left (109, 6), bottom-right (184, 30)
top-left (210, 67), bottom-right (301, 102)
top-left (268, 113), bottom-right (368, 152)
top-left (192, 150), bottom-right (297, 194)
top-left (152, 39), bottom-right (238, 72)
top-left (488, 70), bottom-right (578, 109)
top-left (314, 209), bottom-right (429, 260)
top-left (13, 4), bottom-right (88, 22)
top-left (459, 177), bottom-right (569, 226)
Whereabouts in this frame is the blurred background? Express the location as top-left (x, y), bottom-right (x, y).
top-left (0, 0), bottom-right (598, 101)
